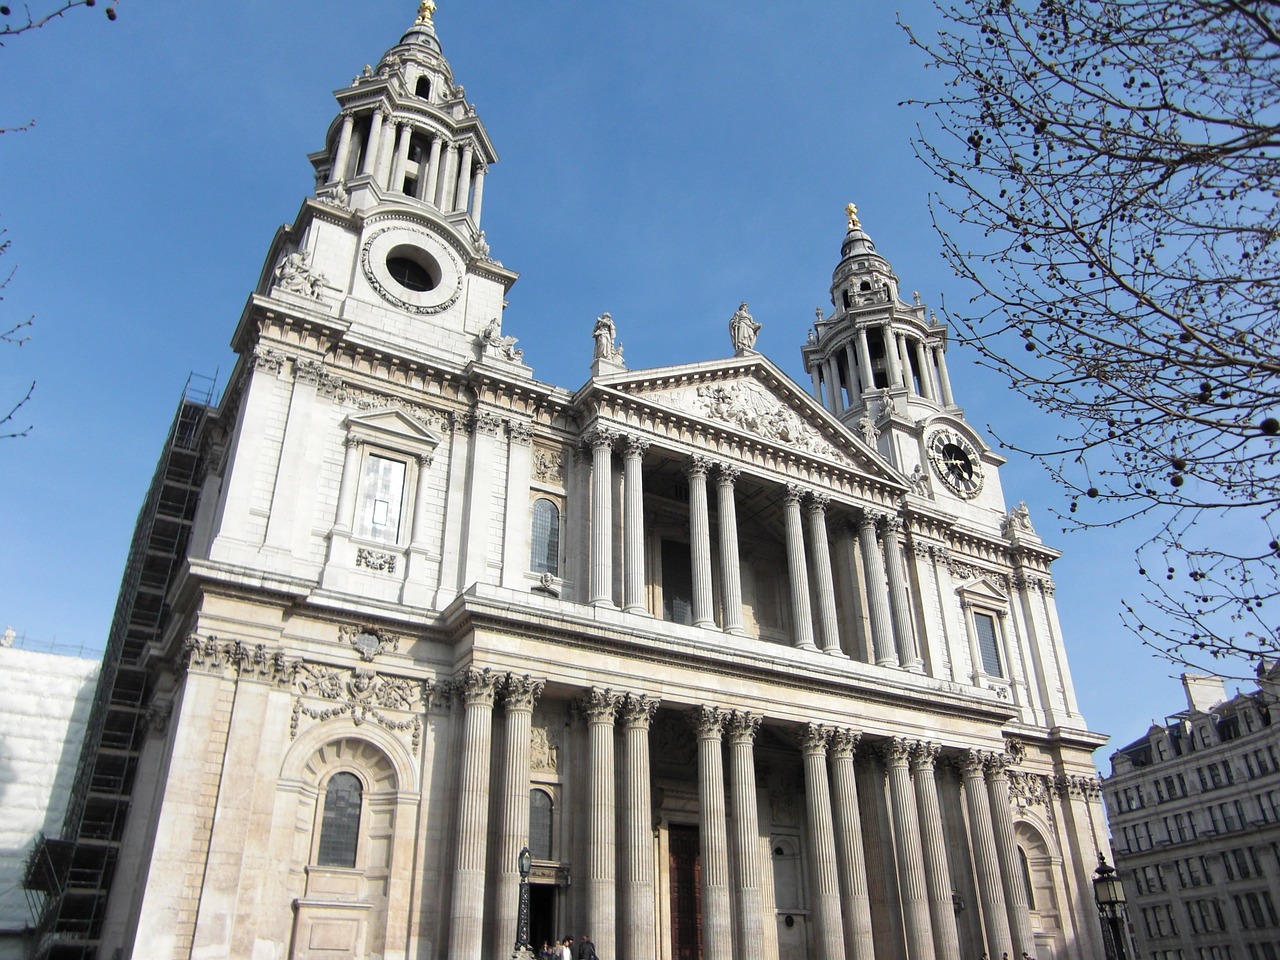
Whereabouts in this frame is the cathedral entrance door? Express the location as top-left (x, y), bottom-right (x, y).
top-left (668, 824), bottom-right (703, 960)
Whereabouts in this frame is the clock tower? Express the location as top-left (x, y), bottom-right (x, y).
top-left (802, 204), bottom-right (1011, 519)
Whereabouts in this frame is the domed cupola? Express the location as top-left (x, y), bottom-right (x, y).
top-left (308, 0), bottom-right (497, 238)
top-left (802, 205), bottom-right (958, 450)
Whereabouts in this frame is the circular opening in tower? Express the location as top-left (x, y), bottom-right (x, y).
top-left (385, 245), bottom-right (441, 292)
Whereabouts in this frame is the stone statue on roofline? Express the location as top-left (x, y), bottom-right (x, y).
top-left (728, 302), bottom-right (761, 355)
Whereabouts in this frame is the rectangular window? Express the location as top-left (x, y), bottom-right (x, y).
top-left (973, 611), bottom-right (1003, 677)
top-left (661, 539), bottom-right (694, 626)
top-left (355, 454), bottom-right (406, 543)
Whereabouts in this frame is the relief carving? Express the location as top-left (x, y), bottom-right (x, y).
top-left (693, 380), bottom-right (849, 463)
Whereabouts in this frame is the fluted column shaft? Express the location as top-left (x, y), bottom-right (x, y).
top-left (622, 437), bottom-right (649, 613)
top-left (621, 695), bottom-right (659, 960)
top-left (360, 108), bottom-right (384, 177)
top-left (805, 495), bottom-right (841, 654)
top-left (589, 430), bottom-right (616, 607)
top-left (391, 121), bottom-right (414, 193)
top-left (856, 327), bottom-right (875, 393)
top-left (687, 458), bottom-right (715, 627)
top-left (455, 141), bottom-right (475, 211)
top-left (409, 453), bottom-right (434, 547)
top-left (962, 752), bottom-right (1013, 956)
top-left (493, 676), bottom-right (544, 956)
top-left (784, 485), bottom-right (817, 649)
top-left (802, 725), bottom-right (846, 960)
top-left (884, 739), bottom-right (935, 960)
top-left (882, 517), bottom-right (922, 670)
top-left (715, 466), bottom-right (745, 634)
top-left (988, 757), bottom-right (1035, 956)
top-left (727, 713), bottom-right (767, 958)
top-left (829, 730), bottom-right (874, 960)
top-left (913, 340), bottom-right (936, 401)
top-left (934, 346), bottom-right (955, 405)
top-left (472, 164), bottom-right (487, 226)
top-left (333, 437), bottom-right (363, 533)
top-left (422, 135), bottom-right (443, 203)
top-left (845, 342), bottom-right (862, 396)
top-left (912, 744), bottom-right (961, 960)
top-left (857, 512), bottom-right (897, 665)
top-left (439, 142), bottom-right (459, 210)
top-left (884, 326), bottom-right (904, 387)
top-left (584, 689), bottom-right (621, 960)
top-left (826, 358), bottom-right (844, 413)
top-left (331, 111), bottom-right (355, 183)
top-left (693, 707), bottom-right (732, 960)
top-left (447, 670), bottom-right (499, 960)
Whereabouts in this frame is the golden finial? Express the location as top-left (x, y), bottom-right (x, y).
top-left (845, 202), bottom-right (860, 230)
top-left (416, 0), bottom-right (436, 25)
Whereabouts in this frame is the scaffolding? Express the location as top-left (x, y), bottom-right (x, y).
top-left (24, 375), bottom-right (215, 960)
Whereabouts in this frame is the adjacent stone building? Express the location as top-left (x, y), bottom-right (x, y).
top-left (27, 5), bottom-right (1111, 959)
top-left (1104, 668), bottom-right (1280, 960)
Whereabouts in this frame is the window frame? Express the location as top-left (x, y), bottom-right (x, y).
top-left (314, 769), bottom-right (366, 869)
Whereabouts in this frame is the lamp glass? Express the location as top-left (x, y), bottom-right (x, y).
top-left (518, 846), bottom-right (533, 878)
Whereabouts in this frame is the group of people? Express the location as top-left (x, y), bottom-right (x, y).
top-left (538, 935), bottom-right (598, 960)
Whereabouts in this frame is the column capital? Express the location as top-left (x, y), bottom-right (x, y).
top-left (882, 514), bottom-right (905, 535)
top-left (881, 736), bottom-right (915, 767)
top-left (502, 673), bottom-right (544, 712)
top-left (581, 687), bottom-right (621, 724)
top-left (684, 455), bottom-right (713, 480)
top-left (828, 727), bottom-right (862, 759)
top-left (858, 507), bottom-right (888, 530)
top-left (344, 435), bottom-right (365, 450)
top-left (622, 434), bottom-right (650, 459)
top-left (619, 693), bottom-right (659, 728)
top-left (805, 491), bottom-right (832, 514)
top-left (984, 751), bottom-right (1010, 779)
top-left (960, 749), bottom-right (989, 778)
top-left (910, 740), bottom-right (941, 771)
top-left (586, 425), bottom-right (618, 450)
top-left (785, 482), bottom-right (809, 505)
top-left (715, 463), bottom-right (741, 485)
top-left (476, 162), bottom-right (488, 176)
top-left (458, 667), bottom-right (500, 707)
top-left (415, 452), bottom-right (434, 468)
top-left (690, 704), bottom-right (726, 739)
top-left (800, 723), bottom-right (831, 755)
top-left (725, 710), bottom-right (761, 744)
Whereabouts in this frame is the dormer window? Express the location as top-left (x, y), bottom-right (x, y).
top-left (415, 76), bottom-right (431, 99)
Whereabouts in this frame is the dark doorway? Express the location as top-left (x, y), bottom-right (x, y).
top-left (669, 824), bottom-right (703, 960)
top-left (530, 883), bottom-right (557, 955)
top-left (662, 540), bottom-right (694, 625)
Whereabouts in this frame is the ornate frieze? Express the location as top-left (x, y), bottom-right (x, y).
top-left (532, 446), bottom-right (566, 484)
top-left (355, 548), bottom-right (398, 574)
top-left (340, 624), bottom-right (401, 661)
top-left (178, 635), bottom-right (301, 686)
top-left (531, 724), bottom-right (561, 773)
top-left (692, 380), bottom-right (850, 464)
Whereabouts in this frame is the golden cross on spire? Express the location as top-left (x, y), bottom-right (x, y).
top-left (845, 202), bottom-right (860, 230)
top-left (416, 0), bottom-right (436, 25)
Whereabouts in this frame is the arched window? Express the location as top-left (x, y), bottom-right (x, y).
top-left (1018, 846), bottom-right (1036, 910)
top-left (529, 788), bottom-right (553, 860)
top-left (317, 772), bottom-right (363, 867)
top-left (415, 76), bottom-right (431, 99)
top-left (530, 498), bottom-right (560, 576)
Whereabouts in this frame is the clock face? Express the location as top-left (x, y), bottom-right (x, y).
top-left (926, 428), bottom-right (985, 498)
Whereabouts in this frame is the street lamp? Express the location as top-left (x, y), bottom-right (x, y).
top-left (1093, 853), bottom-right (1130, 960)
top-left (513, 846), bottom-right (533, 959)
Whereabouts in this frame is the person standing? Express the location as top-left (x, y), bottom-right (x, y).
top-left (576, 934), bottom-right (599, 960)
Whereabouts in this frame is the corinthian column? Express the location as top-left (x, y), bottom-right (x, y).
top-left (331, 110), bottom-right (355, 183)
top-left (801, 725), bottom-right (846, 960)
top-left (360, 107), bottom-right (385, 177)
top-left (583, 688), bottom-right (621, 960)
top-left (493, 675), bottom-right (545, 956)
top-left (726, 712), bottom-right (767, 957)
top-left (620, 694), bottom-right (659, 960)
top-left (716, 466), bottom-right (745, 635)
top-left (588, 428), bottom-right (616, 607)
top-left (828, 729), bottom-right (874, 960)
top-left (857, 511), bottom-right (897, 665)
top-left (784, 484), bottom-right (816, 649)
top-left (686, 457), bottom-right (716, 627)
top-left (622, 437), bottom-right (649, 614)
top-left (883, 738), bottom-right (934, 960)
top-left (448, 669), bottom-right (500, 960)
top-left (912, 743), bottom-right (961, 960)
top-left (805, 494), bottom-right (842, 654)
top-left (692, 706), bottom-right (732, 960)
top-left (882, 516), bottom-right (923, 671)
top-left (962, 751), bottom-right (1013, 957)
top-left (987, 754), bottom-right (1035, 957)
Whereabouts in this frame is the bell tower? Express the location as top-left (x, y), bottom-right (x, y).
top-left (243, 0), bottom-right (521, 373)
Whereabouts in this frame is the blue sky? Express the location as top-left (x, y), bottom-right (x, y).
top-left (0, 1), bottom-right (1216, 762)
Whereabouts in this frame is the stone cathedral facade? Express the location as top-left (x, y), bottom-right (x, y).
top-left (30, 6), bottom-right (1113, 960)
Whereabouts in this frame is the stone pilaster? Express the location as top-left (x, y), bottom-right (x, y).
top-left (583, 688), bottom-right (621, 959)
top-left (620, 694), bottom-right (659, 960)
top-left (883, 738), bottom-right (934, 960)
top-left (692, 706), bottom-right (732, 960)
top-left (448, 669), bottom-right (500, 960)
top-left (493, 675), bottom-right (544, 956)
top-left (961, 751), bottom-right (1013, 957)
top-left (912, 743), bottom-right (961, 960)
top-left (726, 712), bottom-right (767, 958)
top-left (801, 724), bottom-right (845, 960)
top-left (828, 729), bottom-right (874, 960)
top-left (783, 484), bottom-right (817, 649)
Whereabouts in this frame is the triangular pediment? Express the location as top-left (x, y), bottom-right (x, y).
top-left (956, 576), bottom-right (1009, 607)
top-left (345, 409), bottom-right (441, 454)
top-left (592, 356), bottom-right (891, 475)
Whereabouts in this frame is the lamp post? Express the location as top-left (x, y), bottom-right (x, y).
top-left (1093, 853), bottom-right (1130, 960)
top-left (513, 846), bottom-right (533, 960)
